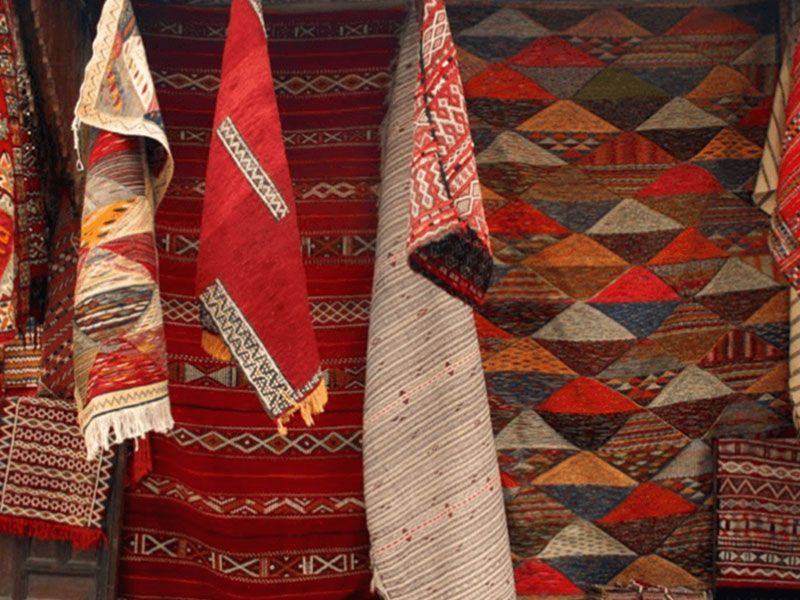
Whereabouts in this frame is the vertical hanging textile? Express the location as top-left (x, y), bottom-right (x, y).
top-left (195, 0), bottom-right (327, 433)
top-left (363, 1), bottom-right (514, 598)
top-left (73, 0), bottom-right (174, 459)
top-left (771, 42), bottom-right (800, 287)
top-left (0, 0), bottom-right (16, 346)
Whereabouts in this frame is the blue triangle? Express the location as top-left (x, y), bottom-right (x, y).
top-left (746, 323), bottom-right (789, 353)
top-left (531, 200), bottom-right (619, 233)
top-left (455, 35), bottom-right (533, 61)
top-left (593, 302), bottom-right (679, 338)
top-left (486, 373), bottom-right (574, 408)
top-left (539, 485), bottom-right (632, 521)
top-left (630, 68), bottom-right (712, 97)
top-left (544, 555), bottom-right (634, 590)
top-left (694, 159), bottom-right (760, 191)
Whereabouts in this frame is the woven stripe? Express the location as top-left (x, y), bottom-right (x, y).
top-left (216, 116), bottom-right (288, 221)
top-left (362, 8), bottom-right (514, 599)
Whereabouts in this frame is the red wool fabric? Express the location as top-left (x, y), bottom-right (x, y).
top-left (772, 42), bottom-right (800, 285)
top-left (196, 0), bottom-right (325, 431)
top-left (121, 3), bottom-right (404, 598)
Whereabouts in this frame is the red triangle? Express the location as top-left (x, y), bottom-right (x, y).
top-left (666, 7), bottom-right (756, 35)
top-left (510, 36), bottom-right (605, 68)
top-left (737, 95), bottom-right (773, 129)
top-left (474, 313), bottom-right (514, 340)
top-left (579, 132), bottom-right (677, 166)
top-left (488, 199), bottom-right (570, 237)
top-left (465, 64), bottom-right (555, 101)
top-left (649, 227), bottom-right (729, 265)
top-left (599, 482), bottom-right (697, 523)
top-left (591, 267), bottom-right (680, 303)
top-left (515, 559), bottom-right (584, 595)
top-left (636, 164), bottom-right (724, 197)
top-left (539, 378), bottom-right (642, 414)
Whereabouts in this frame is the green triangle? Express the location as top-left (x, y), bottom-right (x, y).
top-left (574, 68), bottom-right (668, 101)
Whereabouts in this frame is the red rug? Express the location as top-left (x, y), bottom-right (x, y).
top-left (121, 4), bottom-right (403, 598)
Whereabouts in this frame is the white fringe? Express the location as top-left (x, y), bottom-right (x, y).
top-left (83, 399), bottom-right (174, 461)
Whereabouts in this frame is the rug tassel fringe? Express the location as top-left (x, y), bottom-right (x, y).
top-left (83, 399), bottom-right (174, 461)
top-left (0, 514), bottom-right (107, 550)
top-left (276, 378), bottom-right (328, 435)
top-left (201, 330), bottom-right (232, 362)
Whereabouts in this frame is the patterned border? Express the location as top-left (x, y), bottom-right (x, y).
top-left (200, 278), bottom-right (301, 418)
top-left (216, 116), bottom-right (288, 221)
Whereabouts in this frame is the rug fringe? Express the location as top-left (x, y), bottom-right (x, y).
top-left (276, 378), bottom-right (328, 435)
top-left (0, 514), bottom-right (107, 550)
top-left (83, 398), bottom-right (173, 461)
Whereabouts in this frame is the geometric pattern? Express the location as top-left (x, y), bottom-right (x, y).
top-left (120, 3), bottom-right (406, 598)
top-left (0, 395), bottom-right (115, 547)
top-left (453, 0), bottom-right (795, 595)
top-left (715, 438), bottom-right (800, 598)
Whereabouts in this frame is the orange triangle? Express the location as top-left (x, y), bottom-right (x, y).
top-left (525, 234), bottom-right (629, 268)
top-left (666, 7), bottom-right (757, 35)
top-left (518, 100), bottom-right (619, 133)
top-left (488, 199), bottom-right (570, 237)
top-left (693, 127), bottom-right (764, 160)
top-left (539, 377), bottom-right (642, 414)
top-left (611, 555), bottom-right (703, 589)
top-left (746, 362), bottom-right (788, 394)
top-left (566, 8), bottom-right (652, 37)
top-left (483, 338), bottom-right (576, 374)
top-left (649, 228), bottom-right (728, 265)
top-left (534, 451), bottom-right (637, 486)
top-left (465, 64), bottom-right (555, 101)
top-left (687, 65), bottom-right (761, 98)
top-left (579, 132), bottom-right (677, 166)
top-left (599, 482), bottom-right (696, 523)
top-left (745, 290), bottom-right (789, 325)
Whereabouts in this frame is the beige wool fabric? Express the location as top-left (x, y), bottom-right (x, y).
top-left (362, 7), bottom-right (515, 600)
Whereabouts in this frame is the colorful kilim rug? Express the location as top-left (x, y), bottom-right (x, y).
top-left (448, 0), bottom-right (796, 596)
top-left (120, 4), bottom-right (403, 598)
top-left (0, 395), bottom-right (114, 548)
top-left (715, 438), bottom-right (800, 599)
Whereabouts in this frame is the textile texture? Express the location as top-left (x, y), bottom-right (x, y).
top-left (715, 438), bottom-right (800, 598)
top-left (195, 0), bottom-right (327, 433)
top-left (771, 40), bottom-right (800, 288)
top-left (448, 0), bottom-right (795, 596)
top-left (121, 4), bottom-right (401, 598)
top-left (362, 3), bottom-right (514, 599)
top-left (74, 0), bottom-right (174, 459)
top-left (0, 0), bottom-right (19, 345)
top-left (0, 395), bottom-right (115, 548)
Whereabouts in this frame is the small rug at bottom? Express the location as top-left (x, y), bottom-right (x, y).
top-left (716, 438), bottom-right (800, 599)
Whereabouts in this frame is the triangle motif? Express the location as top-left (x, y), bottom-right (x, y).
top-left (478, 131), bottom-right (565, 166)
top-left (637, 97), bottom-right (727, 130)
top-left (459, 8), bottom-right (552, 38)
top-left (588, 199), bottom-right (682, 234)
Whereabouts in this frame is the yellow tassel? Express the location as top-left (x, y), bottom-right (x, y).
top-left (276, 378), bottom-right (328, 435)
top-left (201, 330), bottom-right (232, 362)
